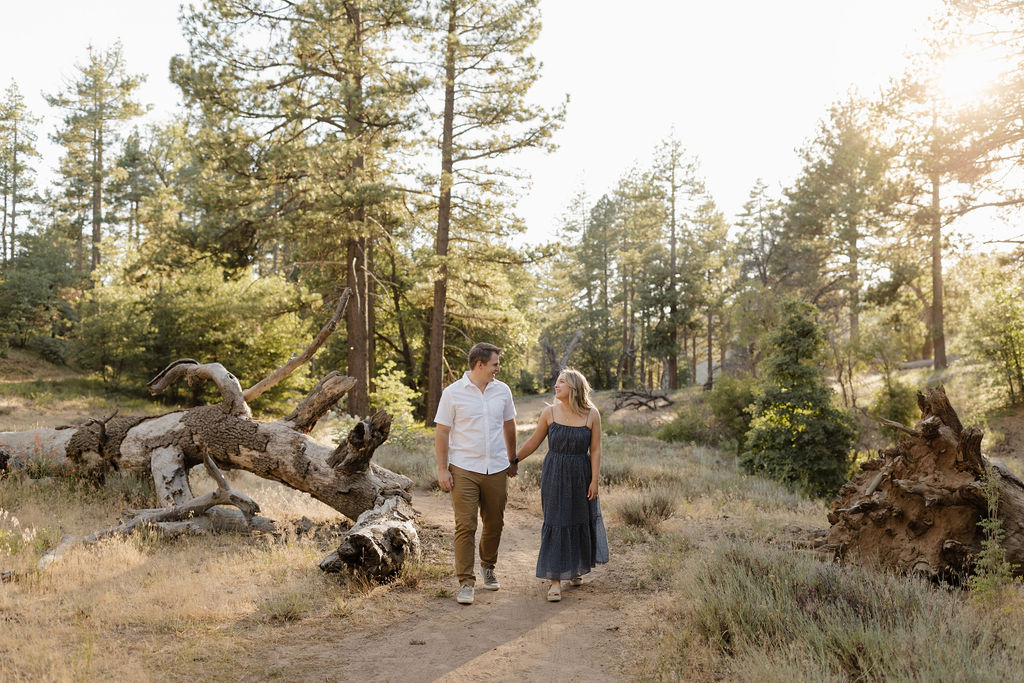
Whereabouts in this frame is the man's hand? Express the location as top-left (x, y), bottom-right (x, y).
top-left (438, 468), bottom-right (454, 492)
top-left (507, 461), bottom-right (519, 478)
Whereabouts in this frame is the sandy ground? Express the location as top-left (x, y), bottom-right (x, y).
top-left (267, 489), bottom-right (652, 683)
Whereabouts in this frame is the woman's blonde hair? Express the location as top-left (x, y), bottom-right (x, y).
top-left (559, 367), bottom-right (594, 415)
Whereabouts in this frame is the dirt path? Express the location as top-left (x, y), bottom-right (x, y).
top-left (269, 490), bottom-right (646, 682)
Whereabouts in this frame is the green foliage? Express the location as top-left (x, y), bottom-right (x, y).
top-left (76, 257), bottom-right (311, 407)
top-left (706, 373), bottom-right (756, 451)
top-left (968, 465), bottom-right (1018, 604)
top-left (0, 232), bottom-right (79, 350)
top-left (511, 368), bottom-right (540, 395)
top-left (656, 401), bottom-right (715, 445)
top-left (870, 380), bottom-right (919, 441)
top-left (963, 261), bottom-right (1024, 405)
top-left (657, 377), bottom-right (755, 451)
top-left (740, 300), bottom-right (857, 498)
top-left (369, 361), bottom-right (421, 446)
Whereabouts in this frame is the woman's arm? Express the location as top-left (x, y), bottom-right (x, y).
top-left (515, 406), bottom-right (552, 462)
top-left (588, 408), bottom-right (602, 500)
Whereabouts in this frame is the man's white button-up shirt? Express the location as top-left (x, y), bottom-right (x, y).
top-left (435, 372), bottom-right (517, 475)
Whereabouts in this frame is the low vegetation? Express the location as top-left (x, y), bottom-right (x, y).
top-left (4, 371), bottom-right (1024, 680)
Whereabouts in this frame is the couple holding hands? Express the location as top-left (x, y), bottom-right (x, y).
top-left (435, 343), bottom-right (609, 605)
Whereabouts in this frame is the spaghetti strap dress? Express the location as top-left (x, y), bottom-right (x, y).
top-left (536, 421), bottom-right (610, 580)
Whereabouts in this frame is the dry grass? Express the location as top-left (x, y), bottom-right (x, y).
top-left (5, 370), bottom-right (1024, 680)
top-left (643, 541), bottom-right (1024, 681)
top-left (0, 472), bottom-right (454, 681)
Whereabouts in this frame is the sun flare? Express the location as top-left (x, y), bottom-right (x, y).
top-left (935, 43), bottom-right (1009, 108)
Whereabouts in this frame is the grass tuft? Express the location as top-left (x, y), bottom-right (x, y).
top-left (616, 488), bottom-right (678, 531)
top-left (258, 589), bottom-right (314, 622)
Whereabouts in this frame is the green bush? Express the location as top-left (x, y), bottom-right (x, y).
top-left (369, 361), bottom-right (421, 446)
top-left (0, 233), bottom-right (79, 351)
top-left (656, 401), bottom-right (714, 444)
top-left (706, 373), bottom-right (756, 451)
top-left (513, 369), bottom-right (541, 395)
top-left (76, 259), bottom-right (313, 409)
top-left (26, 335), bottom-right (69, 365)
top-left (870, 380), bottom-right (919, 441)
top-left (740, 300), bottom-right (857, 499)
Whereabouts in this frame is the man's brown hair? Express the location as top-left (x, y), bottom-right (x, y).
top-left (468, 342), bottom-right (501, 370)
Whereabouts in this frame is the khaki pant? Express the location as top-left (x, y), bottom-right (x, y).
top-left (450, 464), bottom-right (508, 586)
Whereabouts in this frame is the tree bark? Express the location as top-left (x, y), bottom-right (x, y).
top-left (824, 385), bottom-right (1024, 581)
top-left (426, 0), bottom-right (458, 427)
top-left (930, 170), bottom-right (947, 370)
top-left (92, 127), bottom-right (102, 270)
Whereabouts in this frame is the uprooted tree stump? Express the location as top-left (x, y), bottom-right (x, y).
top-left (0, 291), bottom-right (420, 580)
top-left (824, 385), bottom-right (1024, 582)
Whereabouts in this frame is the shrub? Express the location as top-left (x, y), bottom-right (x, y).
top-left (706, 373), bottom-right (756, 451)
top-left (27, 335), bottom-right (69, 365)
top-left (870, 379), bottom-right (918, 441)
top-left (259, 589), bottom-right (313, 622)
top-left (76, 258), bottom-right (312, 409)
top-left (369, 361), bottom-right (421, 447)
top-left (617, 488), bottom-right (678, 531)
top-left (969, 465), bottom-right (1018, 604)
top-left (513, 369), bottom-right (541, 395)
top-left (657, 401), bottom-right (714, 444)
top-left (740, 300), bottom-right (857, 499)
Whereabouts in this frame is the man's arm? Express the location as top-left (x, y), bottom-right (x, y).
top-left (503, 417), bottom-right (517, 474)
top-left (436, 424), bottom-right (454, 491)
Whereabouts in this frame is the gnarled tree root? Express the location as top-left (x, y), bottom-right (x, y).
top-left (825, 385), bottom-right (1024, 582)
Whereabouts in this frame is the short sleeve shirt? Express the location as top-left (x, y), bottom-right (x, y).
top-left (435, 373), bottom-right (517, 474)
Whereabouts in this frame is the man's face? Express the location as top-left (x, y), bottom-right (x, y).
top-left (477, 352), bottom-right (500, 380)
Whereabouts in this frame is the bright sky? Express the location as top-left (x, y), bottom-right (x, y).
top-left (1, 0), bottom-right (951, 244)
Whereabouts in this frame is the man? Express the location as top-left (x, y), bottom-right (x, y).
top-left (435, 342), bottom-right (518, 605)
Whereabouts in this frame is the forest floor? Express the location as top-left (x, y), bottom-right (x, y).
top-left (4, 355), bottom-right (1024, 680)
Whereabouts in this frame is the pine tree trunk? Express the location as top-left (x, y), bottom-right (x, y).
top-left (343, 1), bottom-right (370, 417)
top-left (705, 310), bottom-right (713, 389)
top-left (347, 237), bottom-right (370, 416)
top-left (9, 127), bottom-right (17, 262)
top-left (426, 0), bottom-right (458, 426)
top-left (930, 171), bottom-right (947, 370)
top-left (91, 129), bottom-right (103, 270)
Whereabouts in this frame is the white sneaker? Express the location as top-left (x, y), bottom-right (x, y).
top-left (482, 567), bottom-right (500, 591)
top-left (456, 584), bottom-right (474, 605)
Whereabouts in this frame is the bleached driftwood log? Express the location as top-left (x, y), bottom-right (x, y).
top-left (824, 385), bottom-right (1024, 582)
top-left (0, 291), bottom-right (420, 578)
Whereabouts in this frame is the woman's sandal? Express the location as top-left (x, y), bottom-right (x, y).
top-left (547, 582), bottom-right (562, 602)
top-left (569, 576), bottom-right (583, 587)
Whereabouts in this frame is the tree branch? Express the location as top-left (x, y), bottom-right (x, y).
top-left (243, 288), bottom-right (351, 401)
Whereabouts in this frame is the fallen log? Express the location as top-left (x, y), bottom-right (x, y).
top-left (824, 385), bottom-right (1024, 582)
top-left (612, 389), bottom-right (674, 411)
top-left (0, 291), bottom-right (419, 579)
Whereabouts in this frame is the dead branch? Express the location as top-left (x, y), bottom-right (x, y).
top-left (147, 361), bottom-right (251, 417)
top-left (243, 288), bottom-right (351, 401)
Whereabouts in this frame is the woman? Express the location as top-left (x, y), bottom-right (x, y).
top-left (514, 368), bottom-right (609, 602)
